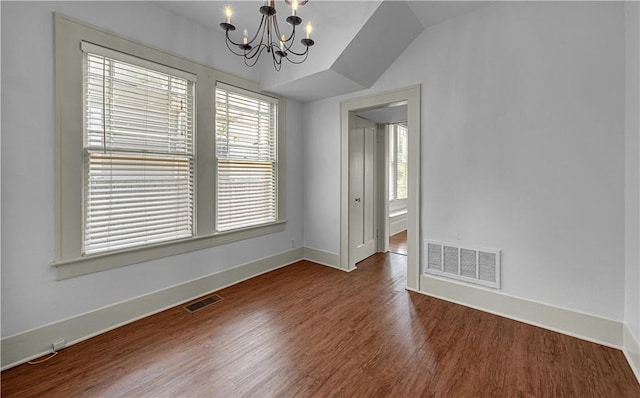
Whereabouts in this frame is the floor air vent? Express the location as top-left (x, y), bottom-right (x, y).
top-left (425, 241), bottom-right (501, 289)
top-left (184, 294), bottom-right (224, 313)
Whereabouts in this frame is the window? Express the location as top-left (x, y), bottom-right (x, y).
top-left (389, 123), bottom-right (408, 201)
top-left (215, 85), bottom-right (278, 232)
top-left (53, 15), bottom-right (286, 279)
top-left (82, 43), bottom-right (195, 254)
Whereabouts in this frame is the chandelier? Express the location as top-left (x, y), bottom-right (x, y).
top-left (220, 0), bottom-right (315, 71)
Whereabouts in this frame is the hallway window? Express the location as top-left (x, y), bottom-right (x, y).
top-left (389, 123), bottom-right (408, 201)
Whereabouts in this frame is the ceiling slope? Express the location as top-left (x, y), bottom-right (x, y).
top-left (329, 1), bottom-right (423, 88)
top-left (263, 0), bottom-right (424, 102)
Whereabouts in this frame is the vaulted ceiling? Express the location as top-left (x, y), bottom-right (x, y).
top-left (156, 1), bottom-right (493, 102)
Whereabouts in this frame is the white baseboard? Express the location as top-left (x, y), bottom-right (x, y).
top-left (417, 274), bottom-right (623, 349)
top-left (1, 247), bottom-right (304, 371)
top-left (623, 323), bottom-right (640, 383)
top-left (303, 247), bottom-right (344, 270)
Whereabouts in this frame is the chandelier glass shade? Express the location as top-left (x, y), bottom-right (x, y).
top-left (220, 0), bottom-right (315, 71)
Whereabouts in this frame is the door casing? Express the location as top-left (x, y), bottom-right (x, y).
top-left (339, 85), bottom-right (421, 291)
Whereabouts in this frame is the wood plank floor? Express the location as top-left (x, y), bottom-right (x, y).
top-left (389, 230), bottom-right (407, 255)
top-left (2, 253), bottom-right (639, 397)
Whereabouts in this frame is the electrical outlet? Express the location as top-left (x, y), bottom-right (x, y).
top-left (290, 238), bottom-right (295, 248)
top-left (52, 339), bottom-right (66, 352)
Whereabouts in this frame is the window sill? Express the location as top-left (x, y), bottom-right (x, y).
top-left (51, 220), bottom-right (287, 280)
top-left (389, 210), bottom-right (408, 219)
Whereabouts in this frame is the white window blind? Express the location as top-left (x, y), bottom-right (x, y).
top-left (215, 84), bottom-right (278, 232)
top-left (83, 43), bottom-right (195, 255)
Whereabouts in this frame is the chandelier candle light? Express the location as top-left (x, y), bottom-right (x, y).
top-left (220, 0), bottom-right (315, 71)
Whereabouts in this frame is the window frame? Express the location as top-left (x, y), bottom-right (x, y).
top-left (214, 83), bottom-right (280, 232)
top-left (81, 44), bottom-right (197, 255)
top-left (388, 123), bottom-right (408, 204)
top-left (53, 14), bottom-right (286, 279)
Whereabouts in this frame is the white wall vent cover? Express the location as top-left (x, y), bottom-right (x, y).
top-left (424, 240), bottom-right (501, 289)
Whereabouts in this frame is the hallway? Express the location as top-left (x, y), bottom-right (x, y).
top-left (389, 230), bottom-right (407, 255)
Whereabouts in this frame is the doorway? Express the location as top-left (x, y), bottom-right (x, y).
top-left (353, 113), bottom-right (409, 257)
top-left (340, 85), bottom-right (421, 290)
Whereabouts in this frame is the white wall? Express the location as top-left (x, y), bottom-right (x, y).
top-left (303, 98), bottom-right (341, 252)
top-left (0, 1), bottom-right (304, 337)
top-left (625, 1), bottom-right (640, 346)
top-left (303, 2), bottom-right (626, 320)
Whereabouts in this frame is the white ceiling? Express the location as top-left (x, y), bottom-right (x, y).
top-left (155, 1), bottom-right (493, 35)
top-left (155, 1), bottom-right (380, 48)
top-left (154, 1), bottom-right (494, 102)
top-left (407, 1), bottom-right (494, 28)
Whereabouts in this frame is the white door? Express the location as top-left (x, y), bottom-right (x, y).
top-left (349, 116), bottom-right (377, 265)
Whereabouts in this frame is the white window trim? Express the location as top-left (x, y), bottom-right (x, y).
top-left (53, 14), bottom-right (286, 280)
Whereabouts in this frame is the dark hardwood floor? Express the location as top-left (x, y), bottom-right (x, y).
top-left (2, 253), bottom-right (639, 397)
top-left (389, 230), bottom-right (407, 255)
